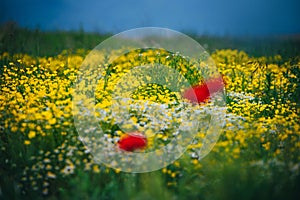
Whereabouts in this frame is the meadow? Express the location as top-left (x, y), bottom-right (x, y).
top-left (0, 24), bottom-right (300, 199)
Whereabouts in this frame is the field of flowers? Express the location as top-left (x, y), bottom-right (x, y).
top-left (0, 42), bottom-right (300, 199)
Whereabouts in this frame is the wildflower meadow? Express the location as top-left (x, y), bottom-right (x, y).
top-left (0, 27), bottom-right (300, 200)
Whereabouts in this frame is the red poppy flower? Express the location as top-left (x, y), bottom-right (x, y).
top-left (183, 76), bottom-right (225, 104)
top-left (118, 132), bottom-right (147, 152)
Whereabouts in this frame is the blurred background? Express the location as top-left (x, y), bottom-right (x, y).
top-left (0, 0), bottom-right (300, 57)
top-left (1, 0), bottom-right (300, 36)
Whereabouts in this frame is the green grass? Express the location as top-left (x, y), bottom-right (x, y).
top-left (0, 23), bottom-right (300, 200)
top-left (0, 22), bottom-right (110, 56)
top-left (1, 22), bottom-right (300, 59)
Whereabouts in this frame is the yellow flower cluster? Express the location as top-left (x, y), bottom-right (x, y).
top-left (0, 48), bottom-right (299, 195)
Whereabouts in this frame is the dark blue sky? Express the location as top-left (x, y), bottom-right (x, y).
top-left (1, 0), bottom-right (300, 36)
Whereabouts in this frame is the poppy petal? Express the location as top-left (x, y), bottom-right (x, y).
top-left (118, 132), bottom-right (147, 152)
top-left (183, 76), bottom-right (225, 104)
